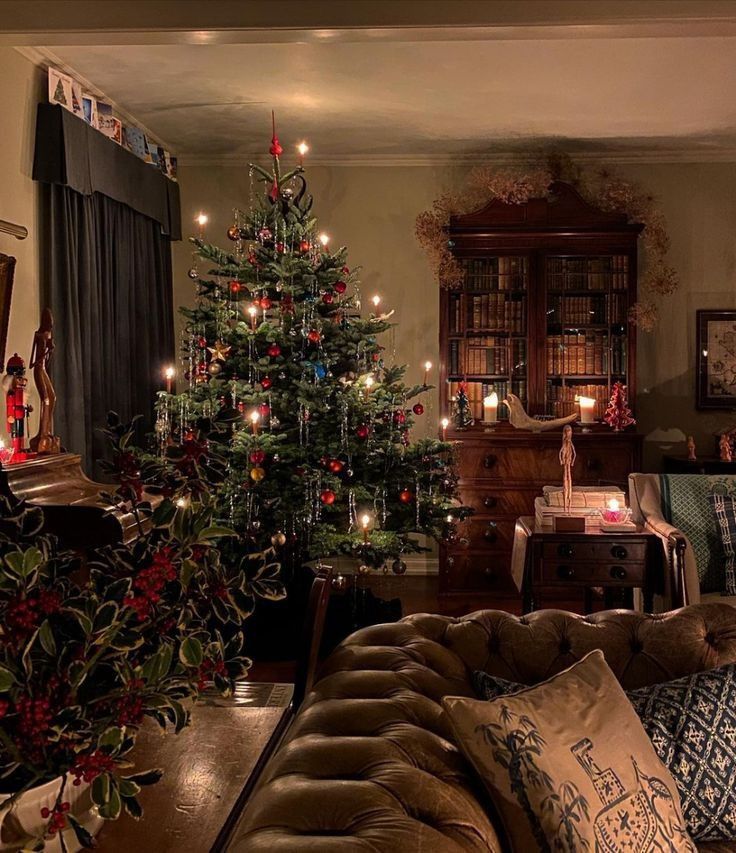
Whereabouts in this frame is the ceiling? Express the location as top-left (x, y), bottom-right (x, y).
top-left (14, 1), bottom-right (736, 164)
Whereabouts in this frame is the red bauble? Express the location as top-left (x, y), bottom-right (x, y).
top-left (334, 281), bottom-right (347, 294)
top-left (299, 240), bottom-right (310, 253)
top-left (198, 337), bottom-right (207, 348)
top-left (399, 489), bottom-right (414, 504)
top-left (320, 489), bottom-right (336, 506)
top-left (412, 403), bottom-right (425, 415)
top-left (267, 344), bottom-right (282, 358)
top-left (260, 297), bottom-right (273, 310)
top-left (259, 403), bottom-right (271, 417)
top-left (328, 459), bottom-right (344, 473)
top-left (355, 425), bottom-right (370, 439)
top-left (322, 293), bottom-right (334, 305)
top-left (229, 281), bottom-right (241, 294)
top-left (269, 136), bottom-right (283, 157)
top-left (307, 329), bottom-right (321, 343)
top-left (342, 266), bottom-right (350, 275)
top-left (249, 450), bottom-right (266, 464)
top-left (260, 377), bottom-right (273, 390)
top-left (275, 241), bottom-right (285, 253)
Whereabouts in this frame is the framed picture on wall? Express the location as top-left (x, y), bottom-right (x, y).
top-left (697, 310), bottom-right (736, 409)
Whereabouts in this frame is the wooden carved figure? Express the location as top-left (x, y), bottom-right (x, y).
top-left (720, 433), bottom-right (733, 463)
top-left (29, 308), bottom-right (61, 455)
top-left (687, 436), bottom-right (696, 462)
top-left (559, 424), bottom-right (576, 514)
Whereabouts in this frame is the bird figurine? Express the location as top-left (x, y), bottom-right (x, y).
top-left (503, 393), bottom-right (578, 433)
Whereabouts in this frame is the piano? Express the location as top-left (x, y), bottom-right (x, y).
top-left (0, 453), bottom-right (159, 548)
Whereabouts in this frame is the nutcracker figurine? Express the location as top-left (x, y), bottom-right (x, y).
top-left (3, 353), bottom-right (33, 461)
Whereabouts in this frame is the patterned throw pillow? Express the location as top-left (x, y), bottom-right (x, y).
top-left (445, 652), bottom-right (695, 853)
top-left (708, 492), bottom-right (736, 595)
top-left (473, 663), bottom-right (736, 842)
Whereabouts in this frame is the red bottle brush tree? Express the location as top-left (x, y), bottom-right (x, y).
top-left (603, 381), bottom-right (636, 431)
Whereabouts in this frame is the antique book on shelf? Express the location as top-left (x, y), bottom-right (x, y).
top-left (438, 182), bottom-right (642, 614)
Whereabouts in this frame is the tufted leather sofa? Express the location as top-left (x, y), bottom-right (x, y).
top-left (230, 604), bottom-right (736, 852)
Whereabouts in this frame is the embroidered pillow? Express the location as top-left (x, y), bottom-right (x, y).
top-left (473, 663), bottom-right (736, 842)
top-left (708, 492), bottom-right (736, 595)
top-left (445, 651), bottom-right (695, 853)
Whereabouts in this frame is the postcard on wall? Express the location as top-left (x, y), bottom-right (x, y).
top-left (97, 102), bottom-right (122, 145)
top-left (123, 125), bottom-right (149, 160)
top-left (48, 67), bottom-right (73, 111)
top-left (70, 79), bottom-right (83, 118)
top-left (697, 310), bottom-right (736, 409)
top-left (82, 93), bottom-right (98, 128)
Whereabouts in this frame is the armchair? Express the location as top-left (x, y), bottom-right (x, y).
top-left (629, 472), bottom-right (735, 609)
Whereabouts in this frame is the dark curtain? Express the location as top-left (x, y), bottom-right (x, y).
top-left (45, 184), bottom-right (174, 475)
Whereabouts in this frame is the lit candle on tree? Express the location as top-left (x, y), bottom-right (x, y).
top-left (318, 232), bottom-right (330, 248)
top-left (364, 375), bottom-right (375, 395)
top-left (195, 212), bottom-right (208, 238)
top-left (441, 417), bottom-right (449, 441)
top-left (248, 305), bottom-right (258, 332)
top-left (423, 360), bottom-right (432, 386)
top-left (249, 410), bottom-right (260, 435)
top-left (361, 513), bottom-right (371, 544)
top-left (371, 295), bottom-right (381, 311)
top-left (297, 141), bottom-right (309, 166)
top-left (164, 365), bottom-right (175, 394)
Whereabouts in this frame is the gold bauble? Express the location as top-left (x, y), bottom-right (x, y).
top-left (271, 531), bottom-right (286, 547)
top-left (250, 466), bottom-right (266, 481)
top-left (357, 563), bottom-right (371, 576)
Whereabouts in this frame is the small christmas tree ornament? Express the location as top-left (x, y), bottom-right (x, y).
top-left (392, 558), bottom-right (407, 575)
top-left (452, 381), bottom-right (474, 430)
top-left (603, 382), bottom-right (636, 432)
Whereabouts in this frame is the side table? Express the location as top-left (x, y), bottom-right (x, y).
top-left (94, 682), bottom-right (293, 853)
top-left (514, 516), bottom-right (664, 615)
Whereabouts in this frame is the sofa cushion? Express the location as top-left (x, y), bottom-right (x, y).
top-left (709, 492), bottom-right (736, 594)
top-left (473, 662), bottom-right (736, 842)
top-left (445, 651), bottom-right (696, 853)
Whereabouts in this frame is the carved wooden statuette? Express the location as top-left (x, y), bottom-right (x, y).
top-left (29, 308), bottom-right (61, 455)
top-left (687, 435), bottom-right (697, 462)
top-left (720, 433), bottom-right (733, 463)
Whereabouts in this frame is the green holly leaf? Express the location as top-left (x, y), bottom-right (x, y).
top-left (179, 636), bottom-right (203, 668)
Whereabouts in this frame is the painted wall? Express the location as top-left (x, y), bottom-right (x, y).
top-left (0, 47), bottom-right (44, 434)
top-left (173, 159), bottom-right (736, 470)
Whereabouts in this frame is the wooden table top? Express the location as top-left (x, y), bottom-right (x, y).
top-left (518, 516), bottom-right (649, 538)
top-left (95, 682), bottom-right (293, 853)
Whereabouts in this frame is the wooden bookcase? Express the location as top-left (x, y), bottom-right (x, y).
top-left (439, 181), bottom-right (643, 613)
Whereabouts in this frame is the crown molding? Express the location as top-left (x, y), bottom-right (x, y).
top-left (15, 45), bottom-right (175, 152)
top-left (177, 147), bottom-right (736, 169)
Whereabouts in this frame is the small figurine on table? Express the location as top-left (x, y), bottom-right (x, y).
top-left (720, 433), bottom-right (733, 463)
top-left (2, 353), bottom-right (32, 462)
top-left (687, 435), bottom-right (697, 462)
top-left (559, 424), bottom-right (576, 514)
top-left (29, 308), bottom-right (61, 455)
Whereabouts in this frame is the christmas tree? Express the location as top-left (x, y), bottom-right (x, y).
top-left (603, 381), bottom-right (636, 431)
top-left (155, 118), bottom-right (468, 572)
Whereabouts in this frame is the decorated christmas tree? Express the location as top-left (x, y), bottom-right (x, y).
top-left (154, 118), bottom-right (468, 574)
top-left (603, 381), bottom-right (636, 431)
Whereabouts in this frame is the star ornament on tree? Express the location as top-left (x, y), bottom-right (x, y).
top-left (207, 340), bottom-right (232, 362)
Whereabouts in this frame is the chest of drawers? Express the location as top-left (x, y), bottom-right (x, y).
top-left (439, 425), bottom-right (642, 614)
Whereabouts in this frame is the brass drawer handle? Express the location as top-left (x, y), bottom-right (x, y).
top-left (483, 496), bottom-right (498, 509)
top-left (483, 524), bottom-right (498, 543)
top-left (557, 565), bottom-right (575, 580)
top-left (483, 454), bottom-right (497, 469)
top-left (610, 565), bottom-right (627, 581)
top-left (611, 545), bottom-right (628, 560)
top-left (558, 544), bottom-right (574, 558)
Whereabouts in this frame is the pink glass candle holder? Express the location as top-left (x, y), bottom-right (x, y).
top-left (0, 441), bottom-right (15, 465)
top-left (601, 499), bottom-right (630, 524)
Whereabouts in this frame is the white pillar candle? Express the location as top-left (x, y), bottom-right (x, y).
top-left (578, 396), bottom-right (595, 424)
top-left (483, 392), bottom-right (499, 424)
